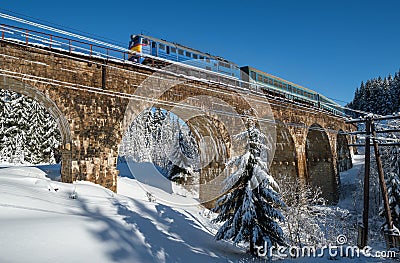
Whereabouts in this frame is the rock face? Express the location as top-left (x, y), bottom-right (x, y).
top-left (0, 40), bottom-right (355, 204)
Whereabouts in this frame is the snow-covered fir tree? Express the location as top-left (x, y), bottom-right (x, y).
top-left (347, 70), bottom-right (400, 116)
top-left (381, 130), bottom-right (400, 229)
top-left (212, 119), bottom-right (285, 256)
top-left (386, 171), bottom-right (400, 229)
top-left (119, 107), bottom-right (200, 187)
top-left (0, 89), bottom-right (61, 164)
top-left (167, 128), bottom-right (199, 185)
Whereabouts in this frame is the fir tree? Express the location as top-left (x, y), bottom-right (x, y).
top-left (383, 142), bottom-right (400, 229)
top-left (41, 110), bottom-right (61, 163)
top-left (392, 71), bottom-right (400, 112)
top-left (26, 102), bottom-right (44, 164)
top-left (120, 107), bottom-right (200, 182)
top-left (212, 120), bottom-right (285, 256)
top-left (0, 89), bottom-right (61, 164)
top-left (151, 107), bottom-right (166, 141)
top-left (348, 70), bottom-right (400, 115)
top-left (0, 91), bottom-right (27, 163)
top-left (168, 129), bottom-right (198, 185)
top-left (151, 107), bottom-right (166, 164)
top-left (386, 172), bottom-right (400, 229)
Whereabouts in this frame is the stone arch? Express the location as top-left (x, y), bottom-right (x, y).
top-left (0, 76), bottom-right (72, 178)
top-left (185, 115), bottom-right (231, 205)
top-left (270, 122), bottom-right (298, 180)
top-left (337, 129), bottom-right (352, 172)
top-left (119, 73), bottom-right (276, 207)
top-left (0, 77), bottom-right (71, 144)
top-left (120, 103), bottom-right (234, 204)
top-left (306, 123), bottom-right (337, 203)
top-left (186, 115), bottom-right (230, 176)
top-left (119, 106), bottom-right (231, 177)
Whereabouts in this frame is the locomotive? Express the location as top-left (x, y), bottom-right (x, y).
top-left (128, 34), bottom-right (344, 116)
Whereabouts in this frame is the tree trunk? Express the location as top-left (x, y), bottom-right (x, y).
top-left (250, 238), bottom-right (255, 255)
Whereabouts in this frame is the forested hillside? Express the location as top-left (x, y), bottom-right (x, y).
top-left (347, 70), bottom-right (400, 116)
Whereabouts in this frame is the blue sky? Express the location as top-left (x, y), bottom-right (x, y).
top-left (1, 0), bottom-right (399, 104)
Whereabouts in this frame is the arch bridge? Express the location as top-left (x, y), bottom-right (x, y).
top-left (0, 34), bottom-right (355, 205)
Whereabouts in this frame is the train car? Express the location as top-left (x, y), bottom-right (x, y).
top-left (128, 34), bottom-right (241, 80)
top-left (240, 66), bottom-right (345, 116)
top-left (128, 34), bottom-right (344, 116)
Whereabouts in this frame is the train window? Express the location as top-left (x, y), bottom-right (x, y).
top-left (171, 47), bottom-right (176, 53)
top-left (166, 46), bottom-right (170, 54)
top-left (269, 79), bottom-right (273, 85)
top-left (257, 75), bottom-right (263, 82)
top-left (193, 54), bottom-right (198, 59)
top-left (200, 56), bottom-right (204, 60)
top-left (206, 57), bottom-right (210, 63)
top-left (288, 85), bottom-right (292, 92)
top-left (218, 61), bottom-right (230, 68)
top-left (263, 77), bottom-right (268, 84)
top-left (186, 51), bottom-right (191, 57)
top-left (152, 42), bottom-right (156, 48)
top-left (178, 49), bottom-right (184, 55)
top-left (131, 36), bottom-right (139, 45)
top-left (251, 72), bottom-right (256, 80)
top-left (206, 66), bottom-right (211, 70)
top-left (159, 44), bottom-right (165, 50)
top-left (142, 39), bottom-right (150, 45)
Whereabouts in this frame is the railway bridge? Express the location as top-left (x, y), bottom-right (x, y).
top-left (0, 29), bottom-right (355, 204)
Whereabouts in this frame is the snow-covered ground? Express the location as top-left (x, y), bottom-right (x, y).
top-left (0, 158), bottom-right (398, 262)
top-left (0, 166), bottom-right (244, 263)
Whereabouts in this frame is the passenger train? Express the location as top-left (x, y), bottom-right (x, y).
top-left (128, 34), bottom-right (344, 116)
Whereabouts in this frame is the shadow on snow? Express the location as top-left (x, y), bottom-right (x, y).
top-left (73, 195), bottom-right (242, 263)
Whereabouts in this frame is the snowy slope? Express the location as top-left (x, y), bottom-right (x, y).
top-left (0, 166), bottom-right (243, 263)
top-left (0, 163), bottom-right (398, 262)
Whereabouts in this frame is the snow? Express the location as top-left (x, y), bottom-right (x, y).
top-left (122, 162), bottom-right (173, 194)
top-left (0, 159), bottom-right (398, 262)
top-left (339, 154), bottom-right (365, 186)
top-left (0, 166), bottom-right (244, 263)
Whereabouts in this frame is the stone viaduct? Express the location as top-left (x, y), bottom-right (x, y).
top-left (0, 37), bottom-right (355, 205)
